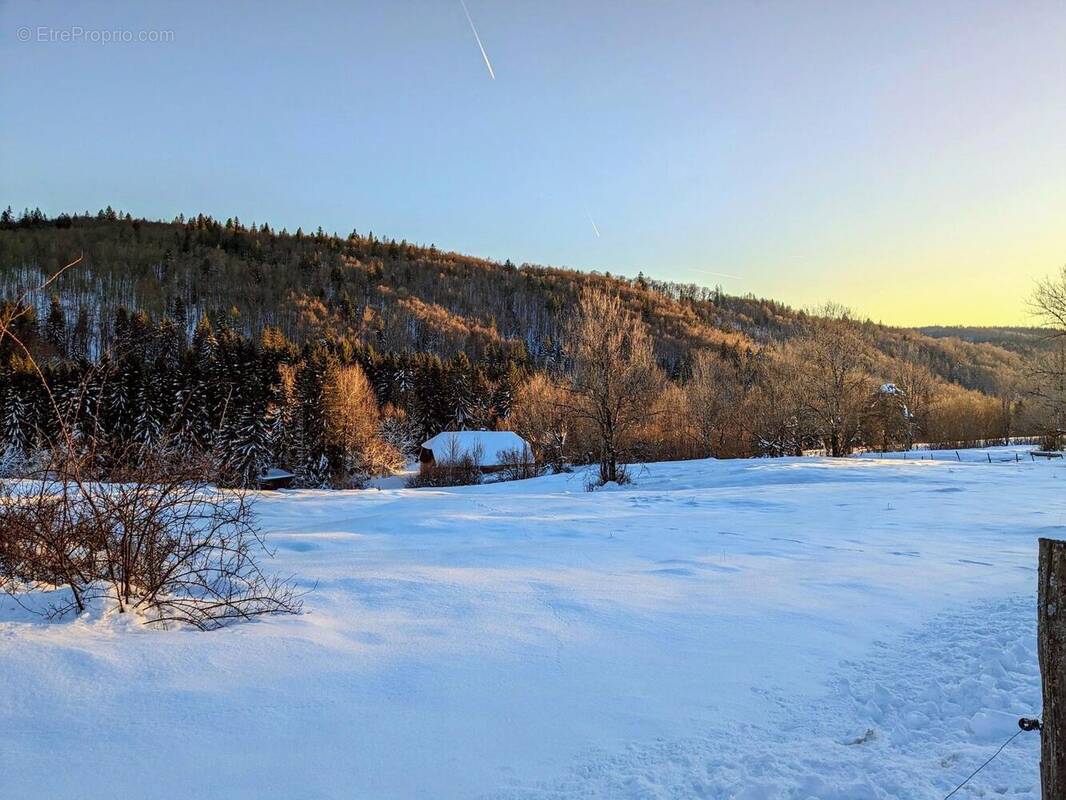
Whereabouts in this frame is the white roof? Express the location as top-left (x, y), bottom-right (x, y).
top-left (260, 467), bottom-right (295, 480)
top-left (421, 431), bottom-right (531, 467)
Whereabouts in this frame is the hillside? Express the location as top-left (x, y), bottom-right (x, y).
top-left (0, 208), bottom-right (1029, 397)
top-left (917, 325), bottom-right (1050, 355)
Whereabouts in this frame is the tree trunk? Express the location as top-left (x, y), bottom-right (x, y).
top-left (1039, 537), bottom-right (1066, 800)
top-left (601, 416), bottom-right (617, 484)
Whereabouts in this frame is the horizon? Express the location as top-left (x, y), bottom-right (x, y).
top-left (3, 1), bottom-right (1065, 327)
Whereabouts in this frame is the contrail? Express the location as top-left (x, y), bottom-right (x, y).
top-left (585, 208), bottom-right (601, 238)
top-left (459, 0), bottom-right (495, 80)
top-left (692, 268), bottom-right (741, 281)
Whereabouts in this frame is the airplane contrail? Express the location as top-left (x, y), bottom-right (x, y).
top-left (585, 208), bottom-right (601, 238)
top-left (459, 0), bottom-right (495, 80)
top-left (692, 268), bottom-right (742, 281)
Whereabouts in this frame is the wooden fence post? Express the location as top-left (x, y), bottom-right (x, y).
top-left (1039, 538), bottom-right (1066, 800)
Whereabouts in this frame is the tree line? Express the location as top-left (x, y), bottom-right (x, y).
top-left (0, 208), bottom-right (1058, 488)
top-left (0, 298), bottom-right (534, 487)
top-left (0, 284), bottom-right (1048, 491)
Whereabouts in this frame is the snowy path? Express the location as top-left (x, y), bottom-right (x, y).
top-left (0, 452), bottom-right (1055, 798)
top-left (492, 596), bottom-right (1040, 799)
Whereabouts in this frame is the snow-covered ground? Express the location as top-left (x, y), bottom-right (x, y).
top-left (1, 450), bottom-right (1053, 798)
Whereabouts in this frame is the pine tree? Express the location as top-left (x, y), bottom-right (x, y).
top-left (0, 383), bottom-right (32, 468)
top-left (71, 308), bottom-right (91, 360)
top-left (133, 358), bottom-right (174, 449)
top-left (292, 346), bottom-right (332, 487)
top-left (446, 353), bottom-right (475, 429)
top-left (45, 295), bottom-right (67, 358)
top-left (492, 363), bottom-right (522, 420)
top-left (218, 402), bottom-right (272, 487)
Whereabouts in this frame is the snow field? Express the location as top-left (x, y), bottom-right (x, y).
top-left (0, 451), bottom-right (1055, 798)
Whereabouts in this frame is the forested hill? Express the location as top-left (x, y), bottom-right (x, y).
top-left (916, 325), bottom-right (1049, 355)
top-left (0, 208), bottom-right (1024, 395)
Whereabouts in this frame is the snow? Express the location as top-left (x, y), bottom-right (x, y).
top-left (259, 467), bottom-right (294, 480)
top-left (421, 429), bottom-right (531, 466)
top-left (0, 450), bottom-right (1052, 798)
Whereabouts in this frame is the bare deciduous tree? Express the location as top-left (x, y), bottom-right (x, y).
top-left (790, 306), bottom-right (871, 457)
top-left (564, 289), bottom-right (662, 483)
top-left (1030, 268), bottom-right (1066, 449)
top-left (323, 363), bottom-right (402, 487)
top-left (509, 373), bottom-right (573, 471)
top-left (1029, 341), bottom-right (1066, 450)
top-left (894, 357), bottom-right (937, 449)
top-left (748, 348), bottom-right (810, 456)
top-left (1032, 266), bottom-right (1066, 332)
top-left (685, 350), bottom-right (744, 458)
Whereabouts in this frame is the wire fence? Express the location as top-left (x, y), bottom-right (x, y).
top-left (913, 436), bottom-right (1044, 451)
top-left (850, 437), bottom-right (1058, 464)
top-left (881, 450), bottom-right (1052, 464)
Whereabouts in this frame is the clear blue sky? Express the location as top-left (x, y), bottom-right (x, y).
top-left (3, 0), bottom-right (1065, 325)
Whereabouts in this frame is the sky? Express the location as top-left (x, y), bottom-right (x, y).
top-left (2, 0), bottom-right (1065, 327)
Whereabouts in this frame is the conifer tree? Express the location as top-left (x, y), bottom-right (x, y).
top-left (45, 295), bottom-right (67, 358)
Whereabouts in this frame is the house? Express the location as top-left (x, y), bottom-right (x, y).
top-left (419, 431), bottom-right (533, 473)
top-left (256, 467), bottom-right (296, 490)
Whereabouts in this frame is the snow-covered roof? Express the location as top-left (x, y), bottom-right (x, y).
top-left (260, 467), bottom-right (295, 480)
top-left (421, 431), bottom-right (531, 467)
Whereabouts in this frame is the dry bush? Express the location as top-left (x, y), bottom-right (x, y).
top-left (0, 444), bottom-right (302, 629)
top-left (0, 259), bottom-right (299, 629)
top-left (497, 445), bottom-right (539, 481)
top-left (0, 470), bottom-right (99, 617)
top-left (406, 437), bottom-right (483, 488)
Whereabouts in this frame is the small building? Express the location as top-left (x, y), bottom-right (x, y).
top-left (419, 431), bottom-right (532, 473)
top-left (256, 467), bottom-right (296, 490)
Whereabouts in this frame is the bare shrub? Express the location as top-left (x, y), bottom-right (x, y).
top-left (582, 461), bottom-right (629, 492)
top-left (0, 470), bottom-right (99, 617)
top-left (497, 445), bottom-right (539, 481)
top-left (0, 444), bottom-right (302, 629)
top-left (406, 437), bottom-right (483, 487)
